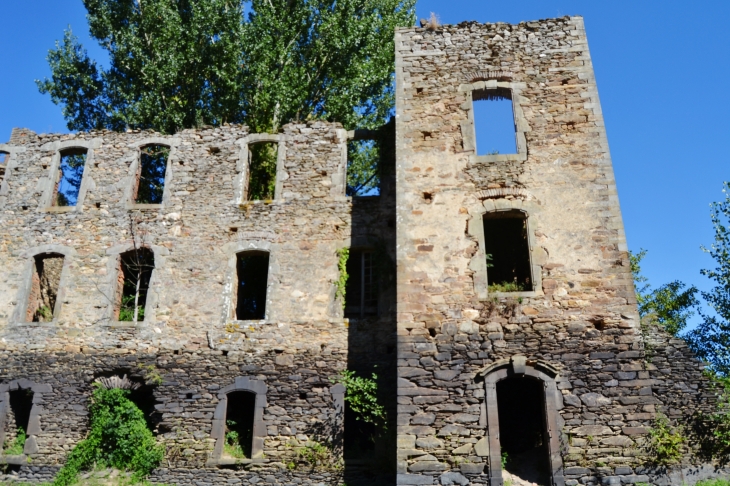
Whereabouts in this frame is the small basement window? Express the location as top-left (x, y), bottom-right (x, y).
top-left (134, 145), bottom-right (169, 204)
top-left (223, 391), bottom-right (256, 459)
top-left (26, 253), bottom-right (64, 322)
top-left (247, 142), bottom-right (277, 201)
top-left (3, 388), bottom-right (33, 455)
top-left (483, 211), bottom-right (532, 292)
top-left (347, 140), bottom-right (380, 196)
top-left (116, 248), bottom-right (155, 322)
top-left (473, 88), bottom-right (517, 155)
top-left (345, 250), bottom-right (378, 318)
top-left (54, 149), bottom-right (87, 206)
top-left (234, 251), bottom-right (269, 320)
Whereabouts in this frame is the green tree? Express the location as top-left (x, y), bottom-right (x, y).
top-left (629, 249), bottom-right (698, 336)
top-left (686, 183), bottom-right (730, 375)
top-left (37, 0), bottom-right (415, 136)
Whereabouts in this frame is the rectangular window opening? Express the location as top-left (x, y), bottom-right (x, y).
top-left (247, 143), bottom-right (277, 201)
top-left (345, 249), bottom-right (378, 318)
top-left (26, 253), bottom-right (64, 322)
top-left (116, 248), bottom-right (155, 322)
top-left (347, 139), bottom-right (380, 196)
top-left (54, 149), bottom-right (87, 207)
top-left (473, 88), bottom-right (517, 156)
top-left (483, 211), bottom-right (532, 292)
top-left (223, 391), bottom-right (256, 459)
top-left (3, 388), bottom-right (33, 455)
top-left (134, 145), bottom-right (169, 204)
top-left (235, 251), bottom-right (269, 320)
top-left (0, 151), bottom-right (8, 185)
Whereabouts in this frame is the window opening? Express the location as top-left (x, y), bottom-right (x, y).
top-left (54, 149), bottom-right (87, 206)
top-left (497, 376), bottom-right (550, 485)
top-left (483, 211), bottom-right (532, 292)
top-left (345, 250), bottom-right (377, 318)
top-left (473, 88), bottom-right (517, 155)
top-left (234, 251), bottom-right (269, 320)
top-left (347, 139), bottom-right (380, 196)
top-left (223, 391), bottom-right (256, 459)
top-left (247, 142), bottom-right (277, 200)
top-left (0, 151), bottom-right (7, 185)
top-left (116, 248), bottom-right (155, 322)
top-left (3, 388), bottom-right (33, 455)
top-left (26, 253), bottom-right (64, 322)
top-left (134, 145), bottom-right (169, 204)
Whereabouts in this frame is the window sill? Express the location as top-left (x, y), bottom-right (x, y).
top-left (206, 457), bottom-right (269, 467)
top-left (0, 454), bottom-right (27, 465)
top-left (42, 206), bottom-right (77, 213)
top-left (469, 153), bottom-right (527, 164)
top-left (238, 199), bottom-right (279, 208)
top-left (484, 290), bottom-right (543, 299)
top-left (10, 320), bottom-right (57, 326)
top-left (127, 203), bottom-right (163, 210)
top-left (105, 321), bottom-right (146, 327)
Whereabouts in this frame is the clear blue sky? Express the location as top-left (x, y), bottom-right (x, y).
top-left (1, 1), bottom-right (729, 327)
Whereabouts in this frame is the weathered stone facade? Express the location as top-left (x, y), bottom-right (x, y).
top-left (0, 14), bottom-right (724, 486)
top-left (394, 15), bottom-right (722, 486)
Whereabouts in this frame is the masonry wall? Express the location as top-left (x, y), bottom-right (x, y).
top-left (394, 16), bottom-right (718, 486)
top-left (0, 121), bottom-right (397, 485)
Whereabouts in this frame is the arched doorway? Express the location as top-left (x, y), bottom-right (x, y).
top-left (478, 356), bottom-right (565, 486)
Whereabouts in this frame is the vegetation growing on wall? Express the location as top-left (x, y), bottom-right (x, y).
top-left (335, 248), bottom-right (349, 310)
top-left (335, 370), bottom-right (386, 430)
top-left (52, 385), bottom-right (162, 486)
top-left (2, 426), bottom-right (26, 455)
top-left (647, 413), bottom-right (684, 466)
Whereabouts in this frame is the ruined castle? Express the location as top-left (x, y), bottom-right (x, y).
top-left (0, 16), bottom-right (720, 486)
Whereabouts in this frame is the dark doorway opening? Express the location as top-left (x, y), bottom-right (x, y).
top-left (224, 391), bottom-right (256, 459)
top-left (483, 210), bottom-right (532, 292)
top-left (235, 251), bottom-right (269, 320)
top-left (4, 388), bottom-right (33, 455)
top-left (343, 402), bottom-right (376, 459)
top-left (497, 376), bottom-right (550, 485)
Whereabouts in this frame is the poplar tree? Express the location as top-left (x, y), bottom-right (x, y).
top-left (37, 0), bottom-right (415, 135)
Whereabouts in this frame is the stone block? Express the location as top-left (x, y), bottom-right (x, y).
top-left (440, 472), bottom-right (469, 485)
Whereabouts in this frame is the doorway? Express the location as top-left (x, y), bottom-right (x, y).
top-left (497, 376), bottom-right (551, 485)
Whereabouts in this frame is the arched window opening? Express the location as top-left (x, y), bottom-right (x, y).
top-left (2, 388), bottom-right (33, 455)
top-left (116, 248), bottom-right (155, 322)
top-left (134, 145), bottom-right (169, 204)
top-left (223, 391), bottom-right (256, 459)
top-left (0, 151), bottom-right (8, 185)
top-left (347, 139), bottom-right (380, 196)
top-left (483, 210), bottom-right (532, 292)
top-left (54, 148), bottom-right (87, 207)
top-left (247, 142), bottom-right (277, 201)
top-left (344, 249), bottom-right (378, 318)
top-left (26, 253), bottom-right (64, 322)
top-left (473, 87), bottom-right (517, 155)
top-left (234, 251), bottom-right (269, 320)
top-left (497, 376), bottom-right (550, 485)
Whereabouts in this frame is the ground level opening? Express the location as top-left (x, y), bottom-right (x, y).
top-left (497, 376), bottom-right (550, 485)
top-left (224, 391), bottom-right (256, 459)
top-left (3, 388), bottom-right (33, 455)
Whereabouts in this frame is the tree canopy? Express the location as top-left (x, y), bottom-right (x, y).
top-left (37, 0), bottom-right (415, 135)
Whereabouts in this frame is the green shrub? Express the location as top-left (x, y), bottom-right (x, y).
top-left (696, 480), bottom-right (730, 486)
top-left (3, 426), bottom-right (26, 455)
top-left (52, 385), bottom-right (163, 486)
top-left (224, 420), bottom-right (246, 459)
top-left (648, 413), bottom-right (684, 465)
top-left (334, 370), bottom-right (386, 429)
top-left (488, 282), bottom-right (525, 293)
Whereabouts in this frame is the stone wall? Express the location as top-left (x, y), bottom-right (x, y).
top-left (0, 120), bottom-right (397, 485)
top-left (394, 16), bottom-right (722, 486)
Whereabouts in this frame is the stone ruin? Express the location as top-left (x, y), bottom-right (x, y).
top-left (0, 14), bottom-right (724, 486)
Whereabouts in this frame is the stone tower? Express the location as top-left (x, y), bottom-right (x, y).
top-left (395, 16), bottom-right (712, 486)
